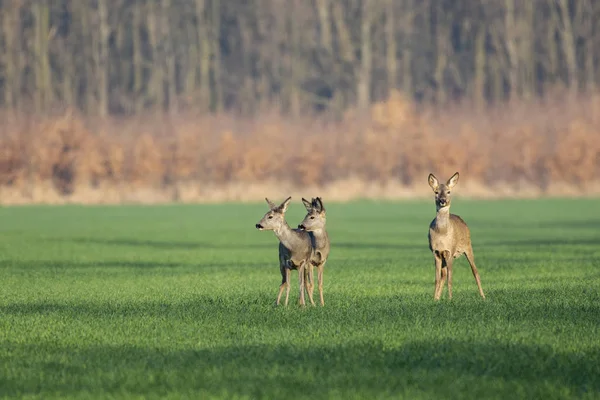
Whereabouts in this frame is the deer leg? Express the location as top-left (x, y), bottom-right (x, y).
top-left (465, 247), bottom-right (485, 299)
top-left (276, 263), bottom-right (287, 306)
top-left (284, 267), bottom-right (292, 306)
top-left (305, 263), bottom-right (315, 306)
top-left (434, 252), bottom-right (443, 300)
top-left (303, 268), bottom-right (310, 302)
top-left (298, 262), bottom-right (306, 306)
top-left (317, 262), bottom-right (325, 306)
top-left (440, 266), bottom-right (447, 298)
top-left (442, 250), bottom-right (453, 300)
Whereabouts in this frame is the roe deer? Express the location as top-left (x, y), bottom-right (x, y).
top-left (427, 172), bottom-right (485, 300)
top-left (298, 197), bottom-right (330, 306)
top-left (255, 196), bottom-right (313, 306)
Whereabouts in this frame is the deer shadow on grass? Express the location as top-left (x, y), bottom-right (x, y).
top-left (477, 237), bottom-right (600, 249)
top-left (2, 287), bottom-right (598, 327)
top-left (0, 339), bottom-right (597, 399)
top-left (535, 219), bottom-right (600, 230)
top-left (0, 259), bottom-right (266, 271)
top-left (335, 241), bottom-right (425, 251)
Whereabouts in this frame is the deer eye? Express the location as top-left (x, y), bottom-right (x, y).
top-left (268, 215), bottom-right (273, 219)
top-left (310, 216), bottom-right (315, 219)
top-left (447, 191), bottom-right (451, 195)
top-left (434, 191), bottom-right (439, 195)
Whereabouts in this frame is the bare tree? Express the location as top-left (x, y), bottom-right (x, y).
top-left (357, 0), bottom-right (372, 113)
top-left (556, 0), bottom-right (578, 97)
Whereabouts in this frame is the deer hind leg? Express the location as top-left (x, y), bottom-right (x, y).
top-left (434, 252), bottom-right (443, 300)
top-left (297, 262), bottom-right (306, 306)
top-left (304, 263), bottom-right (315, 306)
top-left (317, 262), bottom-right (325, 306)
top-left (465, 247), bottom-right (485, 299)
top-left (442, 250), bottom-right (453, 300)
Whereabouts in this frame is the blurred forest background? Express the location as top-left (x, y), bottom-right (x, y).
top-left (0, 0), bottom-right (599, 203)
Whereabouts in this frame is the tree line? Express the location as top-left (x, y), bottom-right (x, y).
top-left (0, 0), bottom-right (598, 118)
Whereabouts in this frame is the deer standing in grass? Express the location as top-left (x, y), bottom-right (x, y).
top-left (255, 197), bottom-right (313, 306)
top-left (427, 172), bottom-right (485, 300)
top-left (298, 197), bottom-right (330, 306)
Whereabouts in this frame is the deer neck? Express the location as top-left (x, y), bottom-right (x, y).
top-left (274, 220), bottom-right (301, 249)
top-left (310, 228), bottom-right (328, 246)
top-left (434, 206), bottom-right (451, 232)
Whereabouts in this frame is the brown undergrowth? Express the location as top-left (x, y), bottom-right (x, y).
top-left (1, 92), bottom-right (600, 204)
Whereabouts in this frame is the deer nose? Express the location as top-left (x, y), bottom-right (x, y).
top-left (255, 224), bottom-right (263, 230)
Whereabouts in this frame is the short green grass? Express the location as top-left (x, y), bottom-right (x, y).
top-left (0, 199), bottom-right (598, 399)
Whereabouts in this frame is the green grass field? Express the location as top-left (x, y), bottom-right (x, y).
top-left (0, 199), bottom-right (598, 399)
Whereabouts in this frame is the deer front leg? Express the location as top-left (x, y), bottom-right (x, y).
top-left (276, 263), bottom-right (287, 306)
top-left (440, 266), bottom-right (447, 298)
top-left (284, 267), bottom-right (292, 306)
top-left (434, 252), bottom-right (443, 300)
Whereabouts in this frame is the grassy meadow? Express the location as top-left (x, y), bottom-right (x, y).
top-left (0, 198), bottom-right (598, 399)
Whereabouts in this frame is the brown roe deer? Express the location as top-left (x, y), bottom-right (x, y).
top-left (298, 197), bottom-right (330, 306)
top-left (427, 172), bottom-right (485, 300)
top-left (255, 197), bottom-right (313, 306)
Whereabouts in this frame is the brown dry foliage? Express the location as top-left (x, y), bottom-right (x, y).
top-left (1, 93), bottom-right (600, 203)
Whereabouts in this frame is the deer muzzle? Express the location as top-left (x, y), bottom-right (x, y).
top-left (255, 224), bottom-right (264, 230)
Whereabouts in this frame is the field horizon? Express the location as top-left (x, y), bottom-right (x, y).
top-left (2, 179), bottom-right (600, 206)
top-left (0, 199), bottom-right (598, 399)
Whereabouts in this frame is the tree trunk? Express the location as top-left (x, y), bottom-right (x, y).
top-left (504, 0), bottom-right (519, 100)
top-left (315, 0), bottom-right (332, 51)
top-left (287, 0), bottom-right (300, 116)
top-left (357, 0), bottom-right (372, 113)
top-left (518, 1), bottom-right (535, 100)
top-left (72, 0), bottom-right (93, 113)
top-left (385, 0), bottom-right (396, 93)
top-left (33, 1), bottom-right (52, 113)
top-left (433, 3), bottom-right (449, 104)
top-left (579, 0), bottom-right (596, 92)
top-left (545, 5), bottom-right (559, 94)
top-left (2, 4), bottom-right (19, 109)
top-left (96, 0), bottom-right (110, 117)
top-left (132, 2), bottom-right (145, 113)
top-left (211, 0), bottom-right (223, 112)
top-left (194, 0), bottom-right (211, 111)
top-left (147, 1), bottom-right (164, 110)
top-left (331, 2), bottom-right (353, 112)
top-left (473, 24), bottom-right (486, 106)
top-left (161, 0), bottom-right (177, 113)
top-left (556, 0), bottom-right (578, 97)
top-left (401, 0), bottom-right (413, 97)
top-left (488, 25), bottom-right (506, 103)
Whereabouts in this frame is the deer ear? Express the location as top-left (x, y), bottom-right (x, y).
top-left (302, 198), bottom-right (312, 211)
top-left (447, 172), bottom-right (459, 188)
top-left (311, 198), bottom-right (319, 211)
top-left (265, 197), bottom-right (276, 209)
top-left (317, 197), bottom-right (325, 214)
top-left (279, 196), bottom-right (292, 213)
top-left (428, 174), bottom-right (439, 190)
